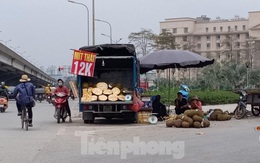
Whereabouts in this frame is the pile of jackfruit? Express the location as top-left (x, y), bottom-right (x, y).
top-left (166, 109), bottom-right (210, 128)
top-left (207, 108), bottom-right (232, 121)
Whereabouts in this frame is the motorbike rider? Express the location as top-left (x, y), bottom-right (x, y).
top-left (54, 79), bottom-right (72, 122)
top-left (0, 82), bottom-right (9, 101)
top-left (45, 84), bottom-right (52, 101)
top-left (13, 75), bottom-right (36, 127)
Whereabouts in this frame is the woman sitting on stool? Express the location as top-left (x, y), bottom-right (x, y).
top-left (152, 95), bottom-right (167, 121)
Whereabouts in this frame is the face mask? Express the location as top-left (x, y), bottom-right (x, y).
top-left (58, 82), bottom-right (63, 86)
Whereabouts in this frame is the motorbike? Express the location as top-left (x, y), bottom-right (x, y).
top-left (37, 94), bottom-right (43, 103)
top-left (46, 94), bottom-right (52, 104)
top-left (0, 96), bottom-right (8, 112)
top-left (54, 92), bottom-right (68, 123)
top-left (233, 89), bottom-right (247, 119)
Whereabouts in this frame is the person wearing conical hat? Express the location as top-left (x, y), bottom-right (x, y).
top-left (13, 74), bottom-right (36, 127)
top-left (190, 95), bottom-right (202, 110)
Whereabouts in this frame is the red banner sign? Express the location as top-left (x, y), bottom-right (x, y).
top-left (71, 50), bottom-right (96, 77)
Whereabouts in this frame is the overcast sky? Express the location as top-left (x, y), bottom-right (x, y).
top-left (0, 0), bottom-right (260, 68)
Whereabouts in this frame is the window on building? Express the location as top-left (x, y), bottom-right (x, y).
top-left (206, 27), bottom-right (209, 32)
top-left (197, 36), bottom-right (201, 41)
top-left (216, 43), bottom-right (220, 49)
top-left (173, 28), bottom-right (177, 33)
top-left (237, 34), bottom-right (240, 39)
top-left (235, 26), bottom-right (238, 31)
top-left (246, 34), bottom-right (249, 39)
top-left (217, 35), bottom-right (220, 40)
top-left (162, 29), bottom-right (167, 33)
top-left (197, 43), bottom-right (201, 50)
top-left (236, 42), bottom-right (240, 48)
top-left (220, 26), bottom-right (223, 32)
top-left (213, 27), bottom-right (216, 32)
top-left (226, 42), bottom-right (230, 48)
top-left (184, 27), bottom-right (188, 33)
top-left (228, 26), bottom-right (231, 31)
top-left (243, 25), bottom-right (246, 30)
top-left (207, 36), bottom-right (210, 41)
top-left (183, 36), bottom-right (188, 41)
top-left (207, 43), bottom-right (211, 49)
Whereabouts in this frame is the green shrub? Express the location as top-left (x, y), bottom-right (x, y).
top-left (144, 89), bottom-right (238, 105)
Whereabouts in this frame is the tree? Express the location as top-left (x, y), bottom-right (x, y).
top-left (241, 37), bottom-right (260, 69)
top-left (220, 31), bottom-right (240, 62)
top-left (128, 28), bottom-right (155, 58)
top-left (153, 32), bottom-right (178, 50)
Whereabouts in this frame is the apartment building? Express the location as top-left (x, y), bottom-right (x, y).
top-left (159, 11), bottom-right (260, 79)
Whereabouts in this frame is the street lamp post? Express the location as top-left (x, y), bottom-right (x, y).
top-left (92, 0), bottom-right (95, 45)
top-left (101, 33), bottom-right (112, 43)
top-left (100, 33), bottom-right (122, 43)
top-left (95, 19), bottom-right (112, 43)
top-left (68, 0), bottom-right (90, 46)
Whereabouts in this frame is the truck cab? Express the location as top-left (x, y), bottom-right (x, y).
top-left (77, 44), bottom-right (140, 123)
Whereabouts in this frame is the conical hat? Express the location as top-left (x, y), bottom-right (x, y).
top-left (103, 89), bottom-right (113, 95)
top-left (98, 95), bottom-right (107, 101)
top-left (91, 95), bottom-right (98, 101)
top-left (92, 88), bottom-right (103, 95)
top-left (117, 94), bottom-right (125, 101)
top-left (108, 94), bottom-right (118, 101)
top-left (112, 87), bottom-right (121, 95)
top-left (96, 82), bottom-right (108, 91)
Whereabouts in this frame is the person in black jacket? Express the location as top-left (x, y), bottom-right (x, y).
top-left (174, 92), bottom-right (189, 115)
top-left (152, 95), bottom-right (167, 121)
top-left (0, 82), bottom-right (9, 101)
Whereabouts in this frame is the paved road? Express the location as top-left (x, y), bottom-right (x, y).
top-left (0, 100), bottom-right (260, 163)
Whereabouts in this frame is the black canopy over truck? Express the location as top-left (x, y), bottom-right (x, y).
top-left (77, 44), bottom-right (140, 123)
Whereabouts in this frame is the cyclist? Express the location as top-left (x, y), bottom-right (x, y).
top-left (13, 75), bottom-right (36, 127)
top-left (54, 79), bottom-right (72, 122)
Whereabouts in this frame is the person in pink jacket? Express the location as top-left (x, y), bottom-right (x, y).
top-left (190, 96), bottom-right (202, 110)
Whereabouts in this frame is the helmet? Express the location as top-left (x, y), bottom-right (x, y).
top-left (179, 90), bottom-right (189, 99)
top-left (180, 84), bottom-right (190, 92)
top-left (1, 82), bottom-right (5, 86)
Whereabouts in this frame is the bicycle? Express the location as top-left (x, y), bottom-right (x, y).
top-left (21, 106), bottom-right (29, 131)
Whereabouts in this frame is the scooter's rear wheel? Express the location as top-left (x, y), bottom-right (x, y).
top-left (234, 106), bottom-right (246, 119)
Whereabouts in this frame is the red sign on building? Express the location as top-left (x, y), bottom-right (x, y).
top-left (71, 50), bottom-right (96, 77)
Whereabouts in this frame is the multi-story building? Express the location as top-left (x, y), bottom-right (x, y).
top-left (159, 11), bottom-right (260, 80)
